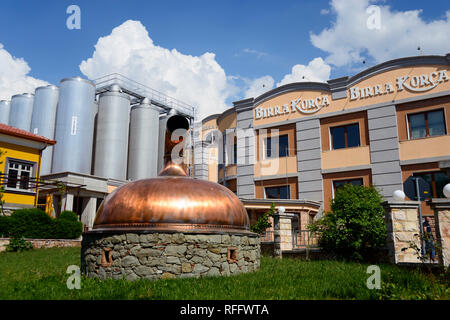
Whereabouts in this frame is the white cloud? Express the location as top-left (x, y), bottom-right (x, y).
top-left (320, 9), bottom-right (330, 15)
top-left (277, 57), bottom-right (331, 86)
top-left (242, 48), bottom-right (268, 59)
top-left (0, 43), bottom-right (48, 100)
top-left (243, 75), bottom-right (275, 98)
top-left (80, 20), bottom-right (234, 120)
top-left (241, 57), bottom-right (331, 99)
top-left (310, 0), bottom-right (450, 67)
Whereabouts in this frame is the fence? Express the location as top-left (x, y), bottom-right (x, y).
top-left (260, 230), bottom-right (274, 242)
top-left (293, 230), bottom-right (319, 248)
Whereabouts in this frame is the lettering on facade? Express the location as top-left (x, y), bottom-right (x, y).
top-left (350, 70), bottom-right (449, 101)
top-left (255, 95), bottom-right (330, 119)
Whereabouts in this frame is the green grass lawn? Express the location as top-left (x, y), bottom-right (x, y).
top-left (0, 247), bottom-right (448, 300)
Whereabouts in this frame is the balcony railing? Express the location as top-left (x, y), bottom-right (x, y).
top-left (260, 230), bottom-right (274, 242)
top-left (293, 230), bottom-right (319, 248)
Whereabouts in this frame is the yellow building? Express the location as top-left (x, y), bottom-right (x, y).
top-left (0, 123), bottom-right (56, 213)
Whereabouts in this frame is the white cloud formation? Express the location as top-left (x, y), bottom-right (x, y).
top-left (310, 0), bottom-right (450, 67)
top-left (242, 58), bottom-right (331, 99)
top-left (80, 20), bottom-right (234, 120)
top-left (0, 43), bottom-right (48, 100)
top-left (277, 57), bottom-right (331, 86)
top-left (243, 75), bottom-right (275, 98)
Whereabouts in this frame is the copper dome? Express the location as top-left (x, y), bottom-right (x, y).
top-left (93, 164), bottom-right (250, 234)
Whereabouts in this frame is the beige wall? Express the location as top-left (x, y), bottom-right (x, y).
top-left (254, 65), bottom-right (450, 126)
top-left (217, 112), bottom-right (236, 132)
top-left (322, 146), bottom-right (371, 170)
top-left (254, 156), bottom-right (297, 177)
top-left (399, 135), bottom-right (450, 162)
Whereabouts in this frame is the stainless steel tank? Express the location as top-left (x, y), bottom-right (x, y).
top-left (31, 85), bottom-right (59, 175)
top-left (91, 98), bottom-right (99, 175)
top-left (127, 98), bottom-right (160, 180)
top-left (93, 85), bottom-right (131, 180)
top-left (9, 93), bottom-right (34, 131)
top-left (157, 114), bottom-right (169, 174)
top-left (52, 77), bottom-right (96, 174)
top-left (0, 100), bottom-right (10, 124)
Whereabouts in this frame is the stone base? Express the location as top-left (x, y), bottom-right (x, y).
top-left (81, 232), bottom-right (261, 281)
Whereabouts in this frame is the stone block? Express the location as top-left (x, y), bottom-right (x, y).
top-left (182, 262), bottom-right (192, 273)
top-left (166, 256), bottom-right (181, 264)
top-left (122, 255), bottom-right (140, 267)
top-left (126, 234), bottom-right (140, 244)
top-left (193, 264), bottom-right (209, 274)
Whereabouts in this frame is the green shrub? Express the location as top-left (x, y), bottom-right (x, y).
top-left (8, 209), bottom-right (54, 238)
top-left (7, 236), bottom-right (33, 252)
top-left (0, 209), bottom-right (82, 239)
top-left (0, 215), bottom-right (10, 237)
top-left (58, 211), bottom-right (79, 221)
top-left (251, 202), bottom-right (276, 234)
top-left (54, 211), bottom-right (82, 239)
top-left (310, 184), bottom-right (387, 261)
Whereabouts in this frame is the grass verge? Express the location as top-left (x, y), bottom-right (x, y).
top-left (0, 247), bottom-right (448, 300)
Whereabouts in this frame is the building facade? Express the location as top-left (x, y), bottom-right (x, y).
top-left (196, 54), bottom-right (450, 228)
top-left (0, 124), bottom-right (55, 213)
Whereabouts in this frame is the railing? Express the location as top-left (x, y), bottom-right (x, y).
top-left (93, 73), bottom-right (196, 118)
top-left (260, 230), bottom-right (274, 242)
top-left (293, 230), bottom-right (319, 248)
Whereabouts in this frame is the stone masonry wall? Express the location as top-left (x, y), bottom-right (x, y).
top-left (433, 206), bottom-right (450, 266)
top-left (279, 217), bottom-right (293, 251)
top-left (81, 232), bottom-right (261, 281)
top-left (0, 238), bottom-right (81, 252)
top-left (385, 205), bottom-right (421, 264)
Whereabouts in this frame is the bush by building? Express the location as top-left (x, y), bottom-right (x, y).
top-left (310, 184), bottom-right (387, 261)
top-left (0, 208), bottom-right (82, 239)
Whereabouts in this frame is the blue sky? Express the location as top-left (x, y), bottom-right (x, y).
top-left (0, 0), bottom-right (449, 118)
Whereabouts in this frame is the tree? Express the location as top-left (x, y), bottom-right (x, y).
top-left (309, 184), bottom-right (387, 261)
top-left (251, 202), bottom-right (276, 234)
top-left (0, 149), bottom-right (6, 215)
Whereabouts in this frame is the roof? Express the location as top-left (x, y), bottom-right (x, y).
top-left (0, 123), bottom-right (56, 145)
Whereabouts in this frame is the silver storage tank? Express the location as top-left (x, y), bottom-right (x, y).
top-left (9, 93), bottom-right (34, 131)
top-left (0, 100), bottom-right (11, 124)
top-left (127, 98), bottom-right (160, 180)
top-left (31, 85), bottom-right (59, 175)
top-left (90, 98), bottom-right (99, 175)
top-left (52, 77), bottom-right (96, 174)
top-left (93, 85), bottom-right (131, 180)
top-left (157, 114), bottom-right (169, 174)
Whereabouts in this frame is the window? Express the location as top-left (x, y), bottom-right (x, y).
top-left (265, 134), bottom-right (289, 158)
top-left (330, 123), bottom-right (360, 150)
top-left (333, 178), bottom-right (363, 195)
top-left (265, 185), bottom-right (290, 199)
top-left (413, 171), bottom-right (450, 199)
top-left (6, 160), bottom-right (34, 191)
top-left (233, 142), bottom-right (237, 164)
top-left (408, 109), bottom-right (446, 140)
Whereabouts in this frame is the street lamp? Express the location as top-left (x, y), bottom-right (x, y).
top-left (392, 190), bottom-right (406, 201)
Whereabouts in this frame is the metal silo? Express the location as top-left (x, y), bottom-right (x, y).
top-left (52, 77), bottom-right (96, 174)
top-left (157, 114), bottom-right (169, 174)
top-left (127, 98), bottom-right (160, 180)
top-left (0, 100), bottom-right (10, 124)
top-left (9, 93), bottom-right (34, 131)
top-left (93, 85), bottom-right (131, 180)
top-left (31, 85), bottom-right (59, 175)
top-left (90, 98), bottom-right (99, 175)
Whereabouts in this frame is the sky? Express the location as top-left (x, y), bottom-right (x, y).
top-left (0, 0), bottom-right (449, 119)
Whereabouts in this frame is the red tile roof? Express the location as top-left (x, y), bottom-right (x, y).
top-left (0, 123), bottom-right (56, 145)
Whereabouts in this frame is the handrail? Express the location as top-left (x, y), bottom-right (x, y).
top-left (93, 73), bottom-right (196, 118)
